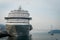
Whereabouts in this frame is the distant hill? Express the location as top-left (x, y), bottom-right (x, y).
top-left (0, 24), bottom-right (6, 31)
top-left (48, 30), bottom-right (60, 34)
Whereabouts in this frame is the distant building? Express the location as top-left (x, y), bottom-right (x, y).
top-left (0, 24), bottom-right (6, 31)
top-left (48, 30), bottom-right (60, 34)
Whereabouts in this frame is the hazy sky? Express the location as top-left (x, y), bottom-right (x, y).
top-left (0, 0), bottom-right (60, 32)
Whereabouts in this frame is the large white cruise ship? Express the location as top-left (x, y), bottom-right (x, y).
top-left (5, 6), bottom-right (32, 40)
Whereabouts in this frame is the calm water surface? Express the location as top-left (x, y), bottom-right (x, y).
top-left (32, 33), bottom-right (60, 40)
top-left (0, 33), bottom-right (60, 40)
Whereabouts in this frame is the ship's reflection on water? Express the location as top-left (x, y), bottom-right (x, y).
top-left (17, 35), bottom-right (32, 40)
top-left (7, 34), bottom-right (32, 40)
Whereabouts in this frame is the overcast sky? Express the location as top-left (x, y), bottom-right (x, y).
top-left (0, 0), bottom-right (60, 32)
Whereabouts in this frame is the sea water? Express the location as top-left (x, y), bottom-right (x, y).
top-left (32, 33), bottom-right (60, 40)
top-left (0, 33), bottom-right (60, 40)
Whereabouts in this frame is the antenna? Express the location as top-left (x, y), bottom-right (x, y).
top-left (19, 6), bottom-right (22, 10)
top-left (50, 25), bottom-right (53, 31)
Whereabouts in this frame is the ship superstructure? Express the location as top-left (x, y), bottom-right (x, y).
top-left (5, 7), bottom-right (32, 40)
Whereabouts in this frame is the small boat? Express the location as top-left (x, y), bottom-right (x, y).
top-left (51, 33), bottom-right (54, 36)
top-left (0, 31), bottom-right (12, 38)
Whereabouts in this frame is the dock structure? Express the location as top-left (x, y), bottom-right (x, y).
top-left (5, 6), bottom-right (32, 40)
